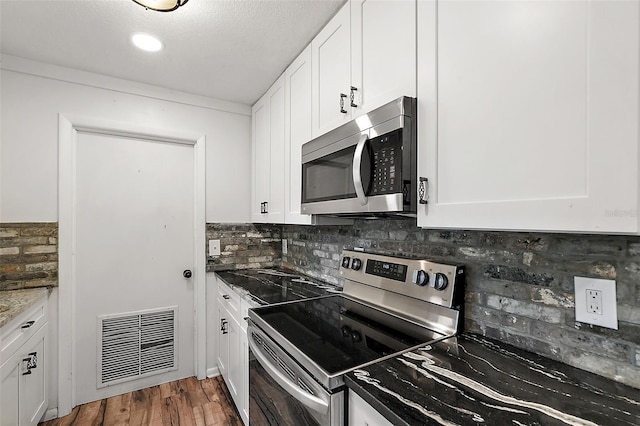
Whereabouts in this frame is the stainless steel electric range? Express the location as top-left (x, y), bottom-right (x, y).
top-left (247, 250), bottom-right (465, 426)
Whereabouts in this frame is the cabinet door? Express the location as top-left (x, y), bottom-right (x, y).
top-left (1, 322), bottom-right (48, 426)
top-left (311, 2), bottom-right (352, 137)
top-left (284, 46), bottom-right (313, 225)
top-left (348, 391), bottom-right (393, 426)
top-left (21, 324), bottom-right (47, 426)
top-left (417, 0), bottom-right (639, 233)
top-left (215, 297), bottom-right (229, 378)
top-left (267, 76), bottom-right (286, 223)
top-left (239, 328), bottom-right (249, 425)
top-left (251, 95), bottom-right (270, 223)
top-left (0, 355), bottom-right (20, 426)
top-left (226, 315), bottom-right (241, 406)
top-left (351, 0), bottom-right (416, 116)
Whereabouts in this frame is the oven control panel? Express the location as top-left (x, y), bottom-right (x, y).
top-left (340, 250), bottom-right (464, 308)
top-left (370, 129), bottom-right (403, 196)
top-left (366, 259), bottom-right (407, 281)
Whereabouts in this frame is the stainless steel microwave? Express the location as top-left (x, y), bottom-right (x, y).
top-left (301, 96), bottom-right (417, 216)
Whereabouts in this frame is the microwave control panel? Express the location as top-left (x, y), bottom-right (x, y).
top-left (370, 129), bottom-right (402, 195)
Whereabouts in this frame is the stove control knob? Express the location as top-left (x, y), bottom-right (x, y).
top-left (412, 270), bottom-right (429, 286)
top-left (341, 256), bottom-right (351, 269)
top-left (433, 273), bottom-right (449, 291)
top-left (351, 330), bottom-right (362, 343)
top-left (351, 258), bottom-right (362, 271)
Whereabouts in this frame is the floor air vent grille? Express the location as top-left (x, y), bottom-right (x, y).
top-left (98, 307), bottom-right (177, 387)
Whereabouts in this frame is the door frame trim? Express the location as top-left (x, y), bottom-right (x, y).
top-left (57, 114), bottom-right (207, 416)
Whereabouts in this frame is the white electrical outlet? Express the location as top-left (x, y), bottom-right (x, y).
top-left (574, 277), bottom-right (618, 329)
top-left (209, 239), bottom-right (221, 256)
top-left (586, 289), bottom-right (602, 315)
top-left (282, 239), bottom-right (288, 255)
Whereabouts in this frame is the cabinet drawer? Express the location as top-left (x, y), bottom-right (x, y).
top-left (0, 298), bottom-right (48, 365)
top-left (217, 279), bottom-right (240, 317)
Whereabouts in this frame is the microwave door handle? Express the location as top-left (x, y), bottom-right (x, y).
top-left (248, 332), bottom-right (329, 414)
top-left (352, 133), bottom-right (369, 206)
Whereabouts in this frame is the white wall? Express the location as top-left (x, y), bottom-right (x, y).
top-left (0, 56), bottom-right (252, 223)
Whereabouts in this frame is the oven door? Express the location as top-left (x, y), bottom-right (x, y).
top-left (248, 323), bottom-right (344, 426)
top-left (301, 131), bottom-right (372, 215)
top-left (301, 127), bottom-right (410, 215)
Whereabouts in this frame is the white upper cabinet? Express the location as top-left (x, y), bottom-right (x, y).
top-left (417, 0), bottom-right (640, 233)
top-left (351, 0), bottom-right (416, 118)
top-left (269, 78), bottom-right (286, 223)
top-left (311, 2), bottom-right (352, 137)
top-left (251, 96), bottom-right (269, 222)
top-left (312, 0), bottom-right (417, 138)
top-left (284, 46), bottom-right (313, 225)
top-left (251, 75), bottom-right (286, 223)
top-left (251, 0), bottom-right (417, 224)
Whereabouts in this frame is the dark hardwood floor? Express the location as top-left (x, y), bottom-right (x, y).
top-left (39, 376), bottom-right (241, 426)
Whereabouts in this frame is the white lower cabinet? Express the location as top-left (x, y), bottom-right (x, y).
top-left (349, 391), bottom-right (393, 426)
top-left (0, 296), bottom-right (49, 426)
top-left (1, 352), bottom-right (20, 426)
top-left (226, 315), bottom-right (242, 405)
top-left (215, 277), bottom-right (250, 425)
top-left (215, 293), bottom-right (230, 379)
top-left (239, 299), bottom-right (251, 424)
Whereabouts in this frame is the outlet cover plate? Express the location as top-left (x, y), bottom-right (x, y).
top-left (574, 277), bottom-right (618, 329)
top-left (209, 239), bottom-right (221, 256)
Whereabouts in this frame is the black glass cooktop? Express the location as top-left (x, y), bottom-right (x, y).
top-left (251, 294), bottom-right (447, 376)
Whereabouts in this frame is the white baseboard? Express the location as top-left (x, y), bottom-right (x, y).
top-left (206, 366), bottom-right (220, 378)
top-left (42, 407), bottom-right (58, 422)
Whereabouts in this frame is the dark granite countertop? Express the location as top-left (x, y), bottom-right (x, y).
top-left (346, 333), bottom-right (640, 426)
top-left (215, 268), bottom-right (341, 306)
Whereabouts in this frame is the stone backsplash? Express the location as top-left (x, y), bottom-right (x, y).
top-left (280, 218), bottom-right (640, 389)
top-left (206, 223), bottom-right (282, 272)
top-left (0, 223), bottom-right (58, 290)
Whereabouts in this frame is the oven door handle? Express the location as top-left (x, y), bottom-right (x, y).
top-left (352, 133), bottom-right (369, 206)
top-left (248, 332), bottom-right (329, 414)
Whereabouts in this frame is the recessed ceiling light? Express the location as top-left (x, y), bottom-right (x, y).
top-left (131, 33), bottom-right (163, 52)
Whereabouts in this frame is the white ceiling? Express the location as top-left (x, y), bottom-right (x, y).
top-left (0, 0), bottom-right (344, 105)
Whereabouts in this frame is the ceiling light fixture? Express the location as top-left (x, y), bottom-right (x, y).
top-left (131, 33), bottom-right (163, 52)
top-left (131, 0), bottom-right (188, 12)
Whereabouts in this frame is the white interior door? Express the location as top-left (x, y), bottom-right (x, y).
top-left (73, 131), bottom-right (196, 404)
